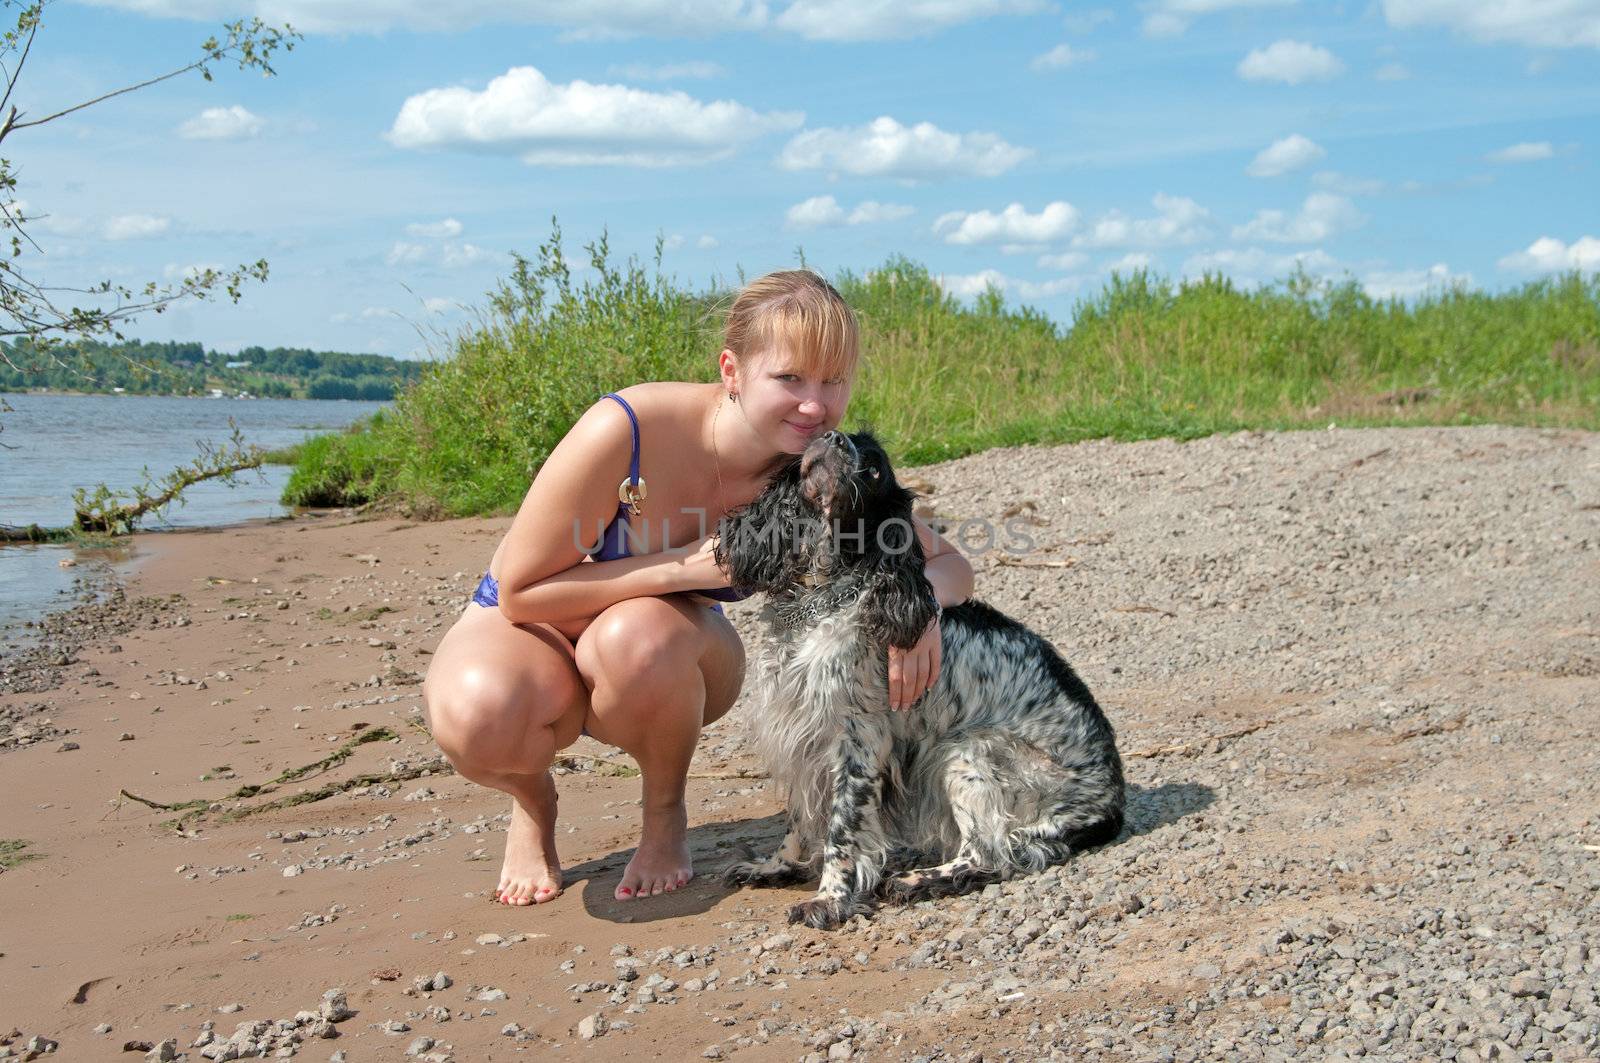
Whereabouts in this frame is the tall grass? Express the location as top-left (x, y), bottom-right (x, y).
top-left (285, 224), bottom-right (1600, 516)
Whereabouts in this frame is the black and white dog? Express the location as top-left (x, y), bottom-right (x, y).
top-left (716, 429), bottom-right (1125, 930)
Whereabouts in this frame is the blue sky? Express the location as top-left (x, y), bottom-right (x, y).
top-left (16, 0), bottom-right (1600, 357)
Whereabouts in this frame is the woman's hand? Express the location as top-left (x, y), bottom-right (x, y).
top-left (674, 535), bottom-right (730, 594)
top-left (887, 611), bottom-right (942, 712)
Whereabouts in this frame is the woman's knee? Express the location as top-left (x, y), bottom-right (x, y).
top-left (580, 598), bottom-right (703, 687)
top-left (423, 661), bottom-right (579, 771)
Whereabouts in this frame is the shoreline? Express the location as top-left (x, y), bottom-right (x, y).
top-left (1, 425), bottom-right (1596, 1060)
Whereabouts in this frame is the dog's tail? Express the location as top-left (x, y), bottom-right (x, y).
top-left (1010, 806), bottom-right (1124, 873)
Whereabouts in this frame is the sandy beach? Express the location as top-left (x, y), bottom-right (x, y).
top-left (2, 425), bottom-right (1597, 1062)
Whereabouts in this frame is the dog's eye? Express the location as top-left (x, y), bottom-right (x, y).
top-left (866, 467), bottom-right (880, 480)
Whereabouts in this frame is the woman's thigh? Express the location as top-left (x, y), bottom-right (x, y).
top-left (574, 594), bottom-right (746, 729)
top-left (422, 603), bottom-right (590, 771)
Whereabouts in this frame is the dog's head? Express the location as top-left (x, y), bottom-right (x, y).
top-left (717, 430), bottom-right (937, 648)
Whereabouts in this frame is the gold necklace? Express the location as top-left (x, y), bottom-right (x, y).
top-left (711, 390), bottom-right (730, 519)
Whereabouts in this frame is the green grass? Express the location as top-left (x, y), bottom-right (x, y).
top-left (0, 838), bottom-right (41, 870)
top-left (283, 223), bottom-right (1600, 516)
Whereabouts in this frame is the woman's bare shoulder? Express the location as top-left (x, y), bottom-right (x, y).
top-left (610, 381), bottom-right (713, 429)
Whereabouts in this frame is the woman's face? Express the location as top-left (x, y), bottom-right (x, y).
top-left (736, 347), bottom-right (855, 455)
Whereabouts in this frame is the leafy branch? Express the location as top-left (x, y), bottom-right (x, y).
top-left (71, 419), bottom-right (266, 534)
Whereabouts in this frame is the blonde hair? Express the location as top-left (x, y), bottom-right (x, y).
top-left (722, 270), bottom-right (859, 381)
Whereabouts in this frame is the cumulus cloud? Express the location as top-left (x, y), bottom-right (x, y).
top-left (774, 0), bottom-right (1043, 42)
top-left (1375, 62), bottom-right (1411, 81)
top-left (178, 104), bottom-right (264, 140)
top-left (387, 236), bottom-right (487, 269)
top-left (778, 116), bottom-right (1030, 180)
top-left (935, 269), bottom-right (1085, 300)
top-left (1182, 246), bottom-right (1337, 281)
top-left (1382, 0), bottom-right (1600, 50)
top-left (1232, 193), bottom-right (1362, 242)
top-left (606, 60), bottom-right (726, 80)
top-left (405, 218), bottom-right (465, 238)
top-left (1362, 263), bottom-right (1471, 299)
top-left (1032, 43), bottom-right (1096, 69)
top-left (1498, 235), bottom-right (1600, 273)
top-left (847, 200), bottom-right (915, 224)
top-left (103, 214), bottom-right (170, 240)
top-left (1037, 250), bottom-right (1089, 270)
top-left (934, 201), bottom-right (1079, 245)
top-left (422, 297), bottom-right (458, 314)
top-left (388, 66), bottom-right (802, 167)
top-left (1104, 252), bottom-right (1152, 272)
top-left (696, 234), bottom-right (719, 249)
top-left (788, 195), bottom-right (914, 228)
top-left (1247, 133), bottom-right (1325, 177)
top-left (1141, 0), bottom-right (1296, 37)
top-left (1073, 193), bottom-right (1210, 249)
top-left (1237, 40), bottom-right (1345, 84)
top-left (1485, 141), bottom-right (1555, 163)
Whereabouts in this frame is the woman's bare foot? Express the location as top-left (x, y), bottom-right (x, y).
top-left (615, 801), bottom-right (693, 900)
top-left (495, 773), bottom-right (563, 905)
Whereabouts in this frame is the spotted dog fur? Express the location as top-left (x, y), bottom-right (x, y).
top-left (716, 430), bottom-right (1125, 930)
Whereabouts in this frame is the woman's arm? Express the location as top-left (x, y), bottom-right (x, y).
top-left (493, 399), bottom-right (715, 625)
top-left (915, 514), bottom-right (973, 608)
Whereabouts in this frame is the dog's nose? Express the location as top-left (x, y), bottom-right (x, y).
top-left (825, 430), bottom-right (847, 449)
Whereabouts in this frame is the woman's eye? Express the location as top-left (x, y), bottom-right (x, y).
top-left (825, 377), bottom-right (843, 386)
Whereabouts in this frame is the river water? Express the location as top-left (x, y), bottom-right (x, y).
top-left (0, 393), bottom-right (387, 631)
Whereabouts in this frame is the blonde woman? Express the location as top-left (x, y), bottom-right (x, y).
top-left (423, 270), bottom-right (974, 904)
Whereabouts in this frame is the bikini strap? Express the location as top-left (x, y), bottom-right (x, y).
top-left (600, 392), bottom-right (641, 486)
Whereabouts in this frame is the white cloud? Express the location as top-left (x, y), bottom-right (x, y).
top-left (1382, 0), bottom-right (1600, 50)
top-left (103, 214), bottom-right (170, 240)
top-left (1237, 40), bottom-right (1345, 84)
top-left (1375, 62), bottom-right (1411, 81)
top-left (774, 0), bottom-right (1044, 42)
top-left (1037, 250), bottom-right (1089, 270)
top-left (696, 234), bottom-right (719, 249)
top-left (1104, 252), bottom-right (1152, 272)
top-left (1362, 263), bottom-right (1471, 299)
top-left (162, 261), bottom-right (222, 282)
top-left (606, 60), bottom-right (726, 80)
top-left (12, 199), bottom-right (87, 236)
top-left (1073, 193), bottom-right (1210, 249)
top-left (405, 218), bottom-right (464, 238)
top-left (1247, 133), bottom-right (1325, 177)
top-left (1312, 171), bottom-right (1388, 196)
top-left (1498, 235), bottom-right (1600, 273)
top-left (1064, 7), bottom-right (1114, 32)
top-left (1485, 141), bottom-right (1554, 163)
top-left (935, 269), bottom-right (1085, 300)
top-left (359, 306), bottom-right (394, 320)
top-left (847, 200), bottom-right (914, 224)
top-left (388, 66), bottom-right (802, 167)
top-left (422, 297), bottom-right (457, 314)
top-left (1232, 193), bottom-right (1362, 242)
top-left (787, 196), bottom-right (845, 228)
top-left (788, 195), bottom-right (914, 228)
top-left (178, 104), bottom-right (264, 140)
top-left (662, 233), bottom-right (686, 250)
top-left (387, 239), bottom-right (487, 268)
top-left (777, 116), bottom-right (1031, 180)
top-left (84, 0), bottom-right (770, 37)
top-left (1032, 43), bottom-right (1096, 69)
top-left (1142, 0), bottom-right (1296, 37)
top-left (934, 201), bottom-right (1079, 245)
top-left (1182, 246), bottom-right (1337, 283)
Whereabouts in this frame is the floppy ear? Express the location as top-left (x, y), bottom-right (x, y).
top-left (861, 507), bottom-right (938, 648)
top-left (715, 460), bottom-right (811, 593)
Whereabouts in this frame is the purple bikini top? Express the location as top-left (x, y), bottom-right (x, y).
top-left (590, 393), bottom-right (749, 603)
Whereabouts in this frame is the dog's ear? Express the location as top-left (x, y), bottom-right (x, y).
top-left (862, 520), bottom-right (938, 648)
top-left (715, 459), bottom-right (810, 593)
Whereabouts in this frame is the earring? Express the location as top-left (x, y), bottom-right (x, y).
top-left (728, 391), bottom-right (739, 404)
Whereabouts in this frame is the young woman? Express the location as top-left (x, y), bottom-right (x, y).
top-left (422, 270), bottom-right (974, 905)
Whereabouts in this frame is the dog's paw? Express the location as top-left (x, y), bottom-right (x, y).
top-left (880, 861), bottom-right (1001, 905)
top-left (722, 860), bottom-right (810, 889)
top-left (787, 895), bottom-right (867, 930)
